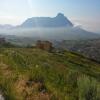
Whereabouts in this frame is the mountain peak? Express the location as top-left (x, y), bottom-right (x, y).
top-left (56, 13), bottom-right (64, 17)
top-left (20, 13), bottom-right (73, 28)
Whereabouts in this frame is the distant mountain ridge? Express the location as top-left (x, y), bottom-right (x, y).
top-left (0, 13), bottom-right (100, 41)
top-left (0, 24), bottom-right (13, 29)
top-left (19, 13), bottom-right (73, 28)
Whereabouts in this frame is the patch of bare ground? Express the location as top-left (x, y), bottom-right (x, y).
top-left (0, 63), bottom-right (12, 77)
top-left (15, 77), bottom-right (52, 100)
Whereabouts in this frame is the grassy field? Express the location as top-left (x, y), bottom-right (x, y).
top-left (0, 48), bottom-right (100, 100)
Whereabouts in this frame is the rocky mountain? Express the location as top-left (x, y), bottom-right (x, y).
top-left (0, 13), bottom-right (100, 41)
top-left (19, 13), bottom-right (73, 28)
top-left (4, 13), bottom-right (100, 40)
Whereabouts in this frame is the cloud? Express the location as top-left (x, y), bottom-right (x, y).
top-left (0, 16), bottom-right (25, 25)
top-left (0, 16), bottom-right (18, 19)
top-left (73, 22), bottom-right (82, 28)
top-left (71, 18), bottom-right (100, 33)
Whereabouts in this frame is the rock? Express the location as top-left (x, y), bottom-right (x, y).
top-left (0, 94), bottom-right (4, 100)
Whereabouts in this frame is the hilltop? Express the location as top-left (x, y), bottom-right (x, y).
top-left (0, 48), bottom-right (100, 100)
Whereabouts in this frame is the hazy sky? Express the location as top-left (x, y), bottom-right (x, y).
top-left (0, 0), bottom-right (100, 32)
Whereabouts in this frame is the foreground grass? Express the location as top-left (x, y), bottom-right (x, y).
top-left (0, 48), bottom-right (100, 100)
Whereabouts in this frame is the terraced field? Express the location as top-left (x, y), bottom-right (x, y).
top-left (0, 48), bottom-right (100, 100)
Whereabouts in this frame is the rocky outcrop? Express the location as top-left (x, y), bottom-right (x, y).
top-left (0, 92), bottom-right (4, 100)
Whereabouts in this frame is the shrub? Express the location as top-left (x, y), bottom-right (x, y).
top-left (78, 75), bottom-right (99, 100)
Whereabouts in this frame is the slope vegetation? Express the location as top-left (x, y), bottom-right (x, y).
top-left (0, 48), bottom-right (100, 100)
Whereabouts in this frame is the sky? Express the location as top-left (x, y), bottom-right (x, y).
top-left (0, 0), bottom-right (100, 32)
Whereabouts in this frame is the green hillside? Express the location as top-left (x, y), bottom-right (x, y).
top-left (0, 48), bottom-right (100, 100)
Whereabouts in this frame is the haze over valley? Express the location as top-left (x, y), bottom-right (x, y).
top-left (0, 13), bottom-right (100, 41)
top-left (0, 0), bottom-right (100, 100)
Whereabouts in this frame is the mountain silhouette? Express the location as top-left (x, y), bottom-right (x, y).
top-left (20, 13), bottom-right (73, 28)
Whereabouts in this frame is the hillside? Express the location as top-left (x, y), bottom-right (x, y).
top-left (55, 39), bottom-right (100, 62)
top-left (0, 48), bottom-right (100, 100)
